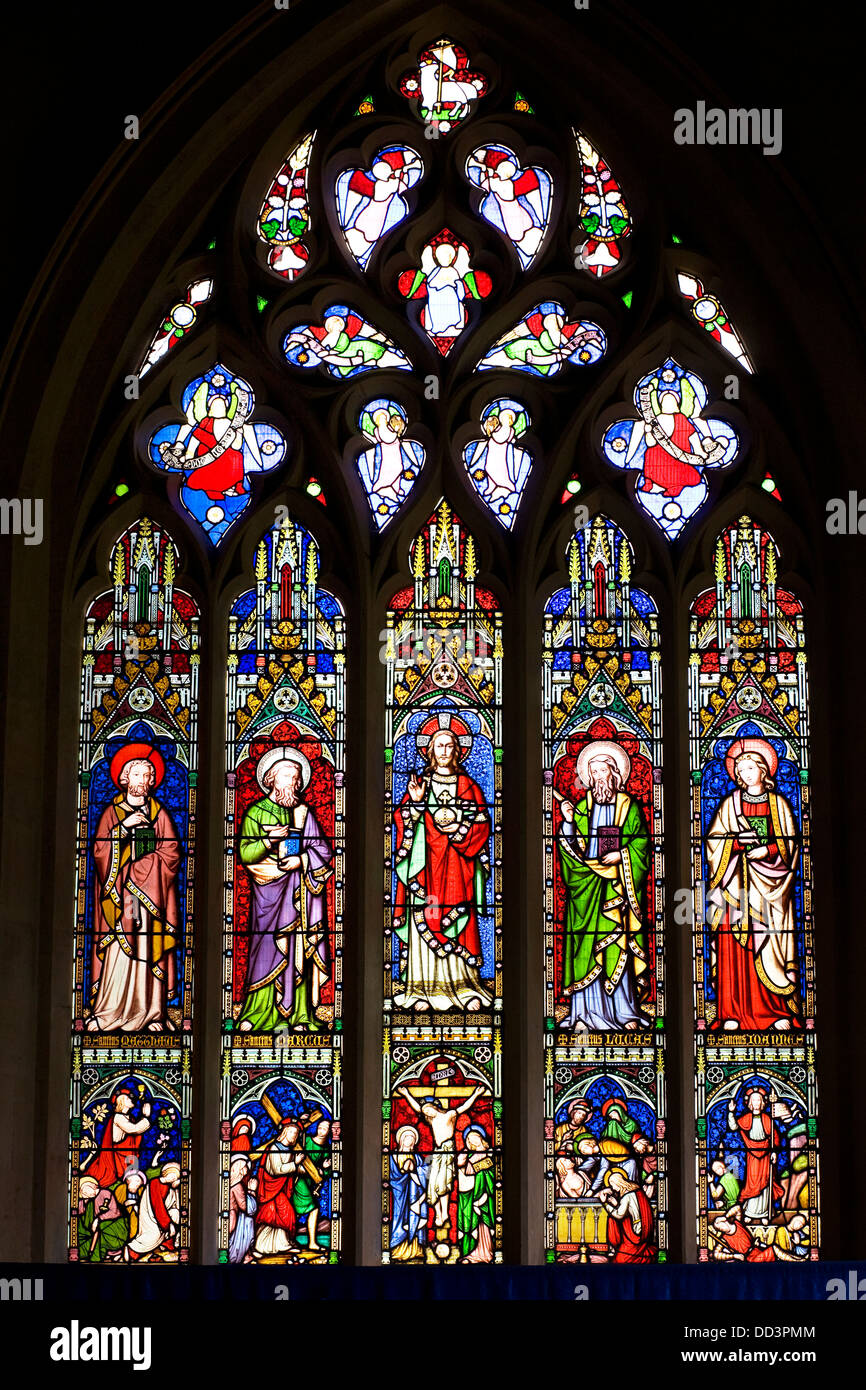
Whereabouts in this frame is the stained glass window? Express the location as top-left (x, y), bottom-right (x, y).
top-left (479, 302), bottom-right (606, 374)
top-left (147, 362), bottom-right (288, 546)
top-left (138, 279), bottom-right (213, 378)
top-left (543, 515), bottom-right (667, 1263)
top-left (677, 272), bottom-right (754, 372)
top-left (399, 38), bottom-right (487, 133)
top-left (283, 306), bottom-right (411, 377)
top-left (398, 229), bottom-right (492, 355)
top-left (257, 132), bottom-right (315, 280)
top-left (56, 27), bottom-right (828, 1274)
top-left (601, 358), bottom-right (739, 539)
top-left (465, 144), bottom-right (553, 269)
top-left (220, 513), bottom-right (346, 1264)
top-left (688, 516), bottom-right (819, 1260)
top-left (383, 502), bottom-right (503, 1264)
top-left (573, 130), bottom-right (632, 277)
top-left (462, 397), bottom-right (533, 528)
top-left (354, 398), bottom-right (425, 529)
top-left (336, 145), bottom-right (423, 269)
top-left (70, 519), bottom-right (199, 1263)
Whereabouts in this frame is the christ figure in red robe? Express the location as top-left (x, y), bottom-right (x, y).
top-left (728, 1087), bottom-right (784, 1223)
top-left (252, 1118), bottom-right (305, 1261)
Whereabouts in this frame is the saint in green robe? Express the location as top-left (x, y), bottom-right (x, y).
top-left (558, 792), bottom-right (650, 1013)
top-left (457, 1159), bottom-right (495, 1256)
top-left (293, 1134), bottom-right (328, 1224)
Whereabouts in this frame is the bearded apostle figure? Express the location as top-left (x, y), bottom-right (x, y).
top-left (706, 736), bottom-right (800, 1031)
top-left (392, 717), bottom-right (493, 1011)
top-left (88, 745), bottom-right (182, 1033)
top-left (557, 741), bottom-right (651, 1031)
top-left (238, 747), bottom-right (333, 1033)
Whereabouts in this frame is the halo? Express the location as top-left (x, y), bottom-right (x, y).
top-left (109, 742), bottom-right (165, 789)
top-left (725, 735), bottom-right (778, 781)
top-left (601, 1097), bottom-right (628, 1119)
top-left (394, 1125), bottom-right (420, 1148)
top-left (415, 712), bottom-right (473, 757)
top-left (256, 745), bottom-right (312, 791)
top-left (603, 1165), bottom-right (630, 1184)
top-left (576, 739), bottom-right (631, 790)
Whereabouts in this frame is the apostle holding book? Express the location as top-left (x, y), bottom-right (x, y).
top-left (557, 740), bottom-right (651, 1031)
top-left (237, 746), bottom-right (333, 1033)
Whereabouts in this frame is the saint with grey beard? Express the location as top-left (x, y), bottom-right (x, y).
top-left (557, 740), bottom-right (651, 1031)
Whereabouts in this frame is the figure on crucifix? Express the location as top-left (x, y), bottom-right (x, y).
top-left (394, 1057), bottom-right (491, 1262)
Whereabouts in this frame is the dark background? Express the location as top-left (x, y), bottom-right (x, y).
top-left (4, 1), bottom-right (864, 333)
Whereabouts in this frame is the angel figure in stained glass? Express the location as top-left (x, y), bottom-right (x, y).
top-left (479, 302), bottom-right (606, 375)
top-left (356, 399), bottom-right (424, 529)
top-left (463, 398), bottom-right (532, 528)
top-left (283, 306), bottom-right (411, 378)
top-left (466, 144), bottom-right (552, 269)
top-left (398, 230), bottom-right (492, 355)
top-left (336, 145), bottom-right (423, 269)
top-left (602, 359), bottom-right (738, 539)
top-left (157, 373), bottom-right (258, 502)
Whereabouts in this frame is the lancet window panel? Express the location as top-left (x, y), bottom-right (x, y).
top-left (382, 501), bottom-right (504, 1266)
top-left (220, 514), bottom-right (346, 1265)
top-left (69, 519), bottom-right (199, 1264)
top-left (688, 515), bottom-right (820, 1261)
top-left (542, 514), bottom-right (667, 1264)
